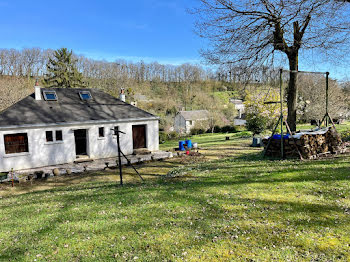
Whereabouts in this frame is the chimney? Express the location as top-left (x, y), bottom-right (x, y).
top-left (120, 88), bottom-right (126, 102)
top-left (34, 78), bottom-right (41, 101)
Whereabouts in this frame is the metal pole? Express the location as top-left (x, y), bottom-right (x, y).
top-left (326, 72), bottom-right (329, 127)
top-left (280, 69), bottom-right (284, 159)
top-left (11, 168), bottom-right (14, 187)
top-left (282, 69), bottom-right (327, 75)
top-left (263, 114), bottom-right (282, 157)
top-left (116, 129), bottom-right (123, 186)
top-left (119, 150), bottom-right (144, 182)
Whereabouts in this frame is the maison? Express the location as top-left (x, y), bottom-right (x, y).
top-left (229, 99), bottom-right (247, 126)
top-left (174, 110), bottom-right (209, 134)
top-left (0, 84), bottom-right (159, 172)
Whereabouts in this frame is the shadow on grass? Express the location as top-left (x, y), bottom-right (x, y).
top-left (2, 166), bottom-right (350, 260)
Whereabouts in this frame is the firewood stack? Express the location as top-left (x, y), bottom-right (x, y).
top-left (263, 127), bottom-right (346, 159)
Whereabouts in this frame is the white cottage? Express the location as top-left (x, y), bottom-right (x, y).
top-left (0, 84), bottom-right (159, 172)
top-left (174, 110), bottom-right (209, 134)
top-left (230, 99), bottom-right (247, 126)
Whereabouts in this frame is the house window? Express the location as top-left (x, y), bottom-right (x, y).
top-left (46, 131), bottom-right (53, 142)
top-left (4, 133), bottom-right (29, 154)
top-left (99, 127), bottom-right (105, 137)
top-left (43, 91), bottom-right (57, 101)
top-left (79, 91), bottom-right (92, 100)
top-left (189, 120), bottom-right (193, 125)
top-left (56, 130), bottom-right (63, 141)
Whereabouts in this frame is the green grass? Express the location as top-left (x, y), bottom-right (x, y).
top-left (1, 134), bottom-right (350, 261)
top-left (160, 132), bottom-right (252, 151)
top-left (296, 121), bottom-right (350, 133)
top-left (213, 91), bottom-right (239, 104)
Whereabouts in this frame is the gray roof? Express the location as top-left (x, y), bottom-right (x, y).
top-left (178, 110), bottom-right (209, 121)
top-left (0, 88), bottom-right (158, 127)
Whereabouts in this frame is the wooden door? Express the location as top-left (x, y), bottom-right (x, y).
top-left (74, 129), bottom-right (87, 155)
top-left (132, 125), bottom-right (146, 149)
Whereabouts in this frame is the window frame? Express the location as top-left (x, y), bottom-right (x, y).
top-left (56, 130), bottom-right (63, 141)
top-left (45, 130), bottom-right (64, 144)
top-left (43, 91), bottom-right (58, 101)
top-left (98, 127), bottom-right (105, 138)
top-left (4, 133), bottom-right (29, 155)
top-left (46, 131), bottom-right (54, 142)
top-left (79, 91), bottom-right (92, 101)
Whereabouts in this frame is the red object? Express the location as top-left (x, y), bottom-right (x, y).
top-left (186, 151), bottom-right (190, 155)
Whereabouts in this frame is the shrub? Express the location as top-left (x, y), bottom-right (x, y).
top-left (213, 125), bottom-right (221, 133)
top-left (221, 125), bottom-right (237, 133)
top-left (340, 130), bottom-right (350, 141)
top-left (159, 131), bottom-right (167, 144)
top-left (0, 173), bottom-right (7, 181)
top-left (244, 88), bottom-right (284, 132)
top-left (191, 128), bottom-right (206, 135)
top-left (206, 125), bottom-right (222, 133)
top-left (235, 125), bottom-right (247, 132)
top-left (246, 113), bottom-right (267, 135)
top-left (234, 131), bottom-right (252, 138)
top-left (159, 131), bottom-right (186, 143)
top-left (167, 131), bottom-right (180, 140)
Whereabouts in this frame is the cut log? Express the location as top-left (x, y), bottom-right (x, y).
top-left (264, 127), bottom-right (345, 159)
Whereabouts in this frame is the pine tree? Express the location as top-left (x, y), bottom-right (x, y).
top-left (43, 48), bottom-right (85, 88)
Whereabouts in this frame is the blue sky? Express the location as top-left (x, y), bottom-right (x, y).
top-left (0, 0), bottom-right (202, 64)
top-left (0, 0), bottom-right (348, 80)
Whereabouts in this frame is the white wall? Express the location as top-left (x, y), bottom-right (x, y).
top-left (234, 104), bottom-right (245, 118)
top-left (234, 119), bottom-right (247, 126)
top-left (0, 120), bottom-right (159, 172)
top-left (175, 114), bottom-right (196, 134)
top-left (185, 120), bottom-right (195, 134)
top-left (174, 114), bottom-right (186, 133)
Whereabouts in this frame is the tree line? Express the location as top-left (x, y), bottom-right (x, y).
top-left (0, 47), bottom-right (283, 85)
top-left (0, 47), bottom-right (210, 82)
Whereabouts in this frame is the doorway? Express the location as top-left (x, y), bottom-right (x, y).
top-left (74, 129), bottom-right (88, 156)
top-left (132, 125), bottom-right (146, 149)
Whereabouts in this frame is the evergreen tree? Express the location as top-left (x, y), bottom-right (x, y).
top-left (43, 48), bottom-right (85, 88)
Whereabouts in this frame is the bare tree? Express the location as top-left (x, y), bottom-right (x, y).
top-left (7, 49), bottom-right (21, 76)
top-left (0, 49), bottom-right (8, 75)
top-left (22, 47), bottom-right (42, 80)
top-left (297, 74), bottom-right (348, 121)
top-left (193, 0), bottom-right (350, 130)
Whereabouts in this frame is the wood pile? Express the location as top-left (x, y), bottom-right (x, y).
top-left (263, 127), bottom-right (346, 159)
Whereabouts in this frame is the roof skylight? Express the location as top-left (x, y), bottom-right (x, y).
top-left (43, 91), bottom-right (57, 101)
top-left (79, 91), bottom-right (92, 100)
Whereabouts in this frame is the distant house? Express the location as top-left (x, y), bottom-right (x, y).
top-left (174, 110), bottom-right (209, 134)
top-left (0, 84), bottom-right (159, 172)
top-left (230, 99), bottom-right (247, 126)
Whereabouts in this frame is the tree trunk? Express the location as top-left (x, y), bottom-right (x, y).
top-left (287, 52), bottom-right (299, 131)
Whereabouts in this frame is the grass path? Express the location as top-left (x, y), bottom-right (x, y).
top-left (1, 133), bottom-right (350, 261)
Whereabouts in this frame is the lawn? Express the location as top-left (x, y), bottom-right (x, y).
top-left (1, 133), bottom-right (350, 261)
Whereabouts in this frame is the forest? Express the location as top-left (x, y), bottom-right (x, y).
top-left (0, 47), bottom-right (349, 134)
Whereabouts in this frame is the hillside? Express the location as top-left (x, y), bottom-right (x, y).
top-left (1, 133), bottom-right (350, 261)
top-left (0, 76), bottom-right (243, 131)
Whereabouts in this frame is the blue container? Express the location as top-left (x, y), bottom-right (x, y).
top-left (185, 140), bottom-right (192, 149)
top-left (179, 141), bottom-right (186, 151)
top-left (272, 134), bottom-right (290, 139)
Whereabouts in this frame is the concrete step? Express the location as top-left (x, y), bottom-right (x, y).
top-left (74, 157), bottom-right (94, 164)
top-left (133, 148), bottom-right (151, 155)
